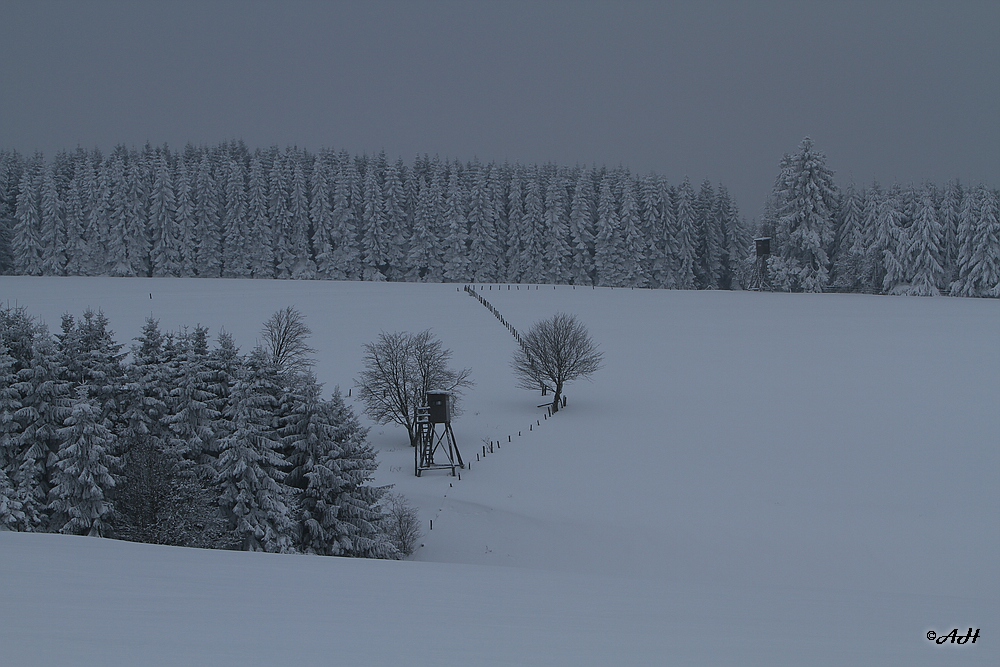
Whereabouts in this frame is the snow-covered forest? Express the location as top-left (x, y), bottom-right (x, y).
top-left (0, 304), bottom-right (398, 558)
top-left (0, 143), bottom-right (748, 289)
top-left (761, 139), bottom-right (1000, 297)
top-left (1, 140), bottom-right (997, 296)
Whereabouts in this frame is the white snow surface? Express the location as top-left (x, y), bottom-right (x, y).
top-left (1, 277), bottom-right (996, 666)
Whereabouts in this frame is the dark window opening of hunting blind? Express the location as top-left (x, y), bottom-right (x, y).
top-left (755, 237), bottom-right (771, 258)
top-left (426, 392), bottom-right (452, 424)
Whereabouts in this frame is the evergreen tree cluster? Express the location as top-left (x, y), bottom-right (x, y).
top-left (0, 143), bottom-right (748, 290)
top-left (762, 138), bottom-right (1000, 297)
top-left (0, 304), bottom-right (397, 558)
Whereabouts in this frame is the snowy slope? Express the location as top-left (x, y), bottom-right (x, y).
top-left (1, 276), bottom-right (997, 666)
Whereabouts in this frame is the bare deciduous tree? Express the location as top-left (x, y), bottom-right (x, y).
top-left (259, 306), bottom-right (315, 376)
top-left (512, 313), bottom-right (603, 413)
top-left (383, 493), bottom-right (421, 558)
top-left (355, 330), bottom-right (472, 447)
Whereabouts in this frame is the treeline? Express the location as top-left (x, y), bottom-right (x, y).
top-left (760, 138), bottom-right (1000, 296)
top-left (0, 143), bottom-right (750, 290)
top-left (0, 304), bottom-right (401, 557)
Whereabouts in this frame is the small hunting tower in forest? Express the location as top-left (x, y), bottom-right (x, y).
top-left (748, 237), bottom-right (772, 291)
top-left (415, 392), bottom-right (463, 476)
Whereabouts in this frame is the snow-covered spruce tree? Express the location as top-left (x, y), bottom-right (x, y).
top-left (937, 180), bottom-right (963, 286)
top-left (594, 173), bottom-right (623, 287)
top-left (718, 186), bottom-right (750, 289)
top-left (116, 320), bottom-right (230, 547)
top-left (150, 152), bottom-right (181, 277)
top-left (12, 155), bottom-right (43, 276)
top-left (360, 159), bottom-right (389, 281)
top-left (831, 184), bottom-right (865, 291)
top-left (0, 340), bottom-right (26, 530)
top-left (952, 185), bottom-right (1000, 297)
top-left (288, 152), bottom-right (316, 280)
top-left (568, 168), bottom-right (596, 285)
top-left (215, 350), bottom-right (297, 553)
top-left (505, 168), bottom-right (526, 283)
top-left (39, 164), bottom-right (67, 276)
top-left (468, 164), bottom-right (502, 283)
top-left (0, 151), bottom-right (22, 275)
top-left (162, 326), bottom-right (219, 465)
top-left (221, 158), bottom-right (250, 278)
top-left (441, 166), bottom-right (469, 282)
top-left (618, 172), bottom-right (647, 287)
top-left (520, 167), bottom-right (545, 284)
top-left (639, 173), bottom-right (666, 288)
top-left (310, 153), bottom-right (335, 279)
top-left (246, 152), bottom-right (275, 278)
top-left (878, 185), bottom-right (908, 295)
top-left (12, 330), bottom-right (71, 530)
top-left (906, 184), bottom-right (945, 296)
top-left (173, 155), bottom-right (197, 277)
top-left (193, 152), bottom-right (222, 277)
top-left (57, 309), bottom-right (125, 425)
top-left (328, 156), bottom-right (361, 280)
top-left (673, 178), bottom-right (699, 290)
top-left (769, 138), bottom-right (838, 292)
top-left (48, 387), bottom-right (117, 536)
top-left (694, 179), bottom-right (722, 289)
top-left (102, 152), bottom-right (131, 276)
top-left (281, 379), bottom-right (394, 558)
top-left (407, 174), bottom-right (443, 282)
top-left (541, 170), bottom-right (572, 285)
top-left (63, 154), bottom-right (89, 276)
top-left (382, 161), bottom-right (408, 282)
top-left (124, 156), bottom-right (151, 277)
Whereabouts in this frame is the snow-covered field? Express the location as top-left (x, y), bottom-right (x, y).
top-left (1, 276), bottom-right (997, 666)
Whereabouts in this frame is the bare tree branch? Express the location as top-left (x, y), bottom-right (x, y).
top-left (259, 306), bottom-right (315, 376)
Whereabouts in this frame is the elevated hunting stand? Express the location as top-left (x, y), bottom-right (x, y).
top-left (415, 392), bottom-right (463, 477)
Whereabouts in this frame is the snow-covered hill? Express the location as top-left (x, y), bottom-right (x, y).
top-left (1, 277), bottom-right (997, 666)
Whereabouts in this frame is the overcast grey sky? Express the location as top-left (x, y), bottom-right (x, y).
top-left (1, 1), bottom-right (997, 216)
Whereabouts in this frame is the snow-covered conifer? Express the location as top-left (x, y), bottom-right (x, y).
top-left (193, 153), bottom-right (222, 277)
top-left (215, 356), bottom-right (297, 553)
top-left (48, 388), bottom-right (117, 536)
top-left (406, 174), bottom-right (443, 281)
top-left (311, 153), bottom-right (335, 279)
top-left (907, 184), bottom-right (945, 296)
top-left (618, 172), bottom-right (647, 287)
top-left (221, 158), bottom-right (249, 278)
top-left (39, 164), bottom-right (67, 275)
top-left (694, 180), bottom-right (721, 289)
top-left (124, 156), bottom-right (151, 277)
top-left (173, 155), bottom-right (197, 277)
top-left (287, 152), bottom-right (316, 279)
top-left (520, 168), bottom-right (545, 284)
top-left (12, 156), bottom-right (43, 276)
top-left (468, 164), bottom-right (502, 282)
top-left (673, 179), bottom-right (699, 289)
top-left (441, 167), bottom-right (469, 282)
top-left (505, 168), bottom-right (525, 282)
top-left (769, 138), bottom-right (838, 292)
top-left (328, 157), bottom-right (361, 280)
top-left (568, 169), bottom-right (596, 285)
top-left (594, 174), bottom-right (623, 287)
top-left (382, 161), bottom-right (408, 281)
top-left (542, 170), bottom-right (572, 284)
top-left (361, 161), bottom-right (389, 281)
top-left (150, 152), bottom-right (181, 276)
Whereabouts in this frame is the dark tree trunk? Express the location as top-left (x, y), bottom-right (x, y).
top-left (551, 381), bottom-right (563, 413)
